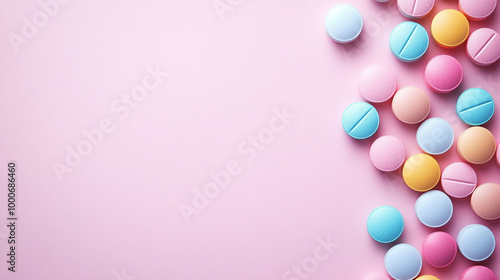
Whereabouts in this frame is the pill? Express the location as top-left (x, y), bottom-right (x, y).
top-left (456, 88), bottom-right (495, 126)
top-left (471, 183), bottom-right (500, 220)
top-left (457, 224), bottom-right (495, 262)
top-left (390, 21), bottom-right (429, 62)
top-left (416, 118), bottom-right (454, 155)
top-left (326, 4), bottom-right (363, 43)
top-left (422, 231), bottom-right (457, 268)
top-left (342, 102), bottom-right (380, 139)
top-left (367, 206), bottom-right (404, 243)
top-left (441, 162), bottom-right (477, 198)
top-left (416, 276), bottom-right (440, 280)
top-left (431, 9), bottom-right (469, 48)
top-left (459, 0), bottom-right (497, 21)
top-left (385, 244), bottom-right (422, 280)
top-left (392, 87), bottom-right (430, 124)
top-left (415, 190), bottom-right (453, 227)
top-left (370, 136), bottom-right (406, 172)
top-left (359, 65), bottom-right (397, 103)
top-left (424, 55), bottom-right (463, 93)
top-left (466, 28), bottom-right (500, 66)
top-left (457, 127), bottom-right (496, 164)
top-left (461, 266), bottom-right (497, 280)
top-left (497, 144), bottom-right (500, 167)
top-left (402, 154), bottom-right (440, 192)
top-left (397, 0), bottom-right (435, 19)
top-left (365, 273), bottom-right (390, 280)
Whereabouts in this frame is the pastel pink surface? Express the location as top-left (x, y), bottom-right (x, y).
top-left (497, 144), bottom-right (500, 167)
top-left (424, 55), bottom-right (463, 93)
top-left (466, 28), bottom-right (500, 66)
top-left (461, 266), bottom-right (497, 280)
top-left (441, 162), bottom-right (477, 198)
top-left (359, 65), bottom-right (397, 103)
top-left (422, 231), bottom-right (457, 268)
top-left (365, 273), bottom-right (391, 280)
top-left (459, 0), bottom-right (497, 20)
top-left (398, 0), bottom-right (435, 18)
top-left (369, 135), bottom-right (406, 172)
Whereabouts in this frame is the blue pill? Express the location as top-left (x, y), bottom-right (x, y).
top-left (326, 4), bottom-right (363, 43)
top-left (390, 21), bottom-right (429, 62)
top-left (367, 206), bottom-right (404, 243)
top-left (417, 117), bottom-right (454, 155)
top-left (342, 102), bottom-right (379, 139)
top-left (457, 224), bottom-right (495, 262)
top-left (385, 244), bottom-right (422, 280)
top-left (415, 190), bottom-right (453, 228)
top-left (456, 88), bottom-right (495, 126)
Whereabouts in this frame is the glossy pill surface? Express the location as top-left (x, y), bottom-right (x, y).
top-left (390, 21), bottom-right (429, 62)
top-left (342, 102), bottom-right (380, 139)
top-left (457, 127), bottom-right (496, 164)
top-left (370, 135), bottom-right (406, 172)
top-left (367, 206), bottom-right (404, 243)
top-left (392, 87), bottom-right (430, 124)
top-left (459, 0), bottom-right (497, 21)
top-left (385, 244), bottom-right (422, 280)
top-left (359, 65), bottom-right (397, 103)
top-left (416, 118), bottom-right (454, 155)
top-left (415, 190), bottom-right (453, 227)
top-left (397, 0), bottom-right (435, 19)
top-left (416, 276), bottom-right (440, 280)
top-left (403, 154), bottom-right (440, 192)
top-left (466, 28), bottom-right (500, 66)
top-left (461, 266), bottom-right (497, 280)
top-left (471, 183), bottom-right (500, 220)
top-left (425, 55), bottom-right (463, 93)
top-left (456, 88), bottom-right (494, 126)
top-left (441, 162), bottom-right (477, 198)
top-left (326, 4), bottom-right (363, 43)
top-left (457, 224), bottom-right (495, 262)
top-left (431, 9), bottom-right (469, 48)
top-left (422, 231), bottom-right (457, 268)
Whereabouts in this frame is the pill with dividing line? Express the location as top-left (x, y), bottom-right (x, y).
top-left (397, 0), bottom-right (435, 19)
top-left (342, 102), bottom-right (380, 139)
top-left (390, 21), bottom-right (429, 62)
top-left (441, 162), bottom-right (477, 198)
top-left (456, 88), bottom-right (495, 126)
top-left (466, 28), bottom-right (500, 66)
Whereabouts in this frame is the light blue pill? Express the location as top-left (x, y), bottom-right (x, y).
top-left (342, 102), bottom-right (379, 139)
top-left (390, 21), bottom-right (429, 62)
top-left (457, 224), bottom-right (495, 262)
top-left (417, 117), bottom-right (454, 155)
top-left (415, 190), bottom-right (453, 228)
top-left (456, 88), bottom-right (495, 126)
top-left (326, 4), bottom-right (363, 43)
top-left (367, 206), bottom-right (404, 243)
top-left (385, 244), bottom-right (422, 280)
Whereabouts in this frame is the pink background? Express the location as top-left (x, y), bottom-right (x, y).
top-left (0, 0), bottom-right (499, 279)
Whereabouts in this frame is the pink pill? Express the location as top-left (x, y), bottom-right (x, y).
top-left (466, 28), bottom-right (500, 66)
top-left (359, 65), bottom-right (397, 103)
top-left (461, 266), bottom-right (497, 280)
top-left (422, 231), bottom-right (457, 268)
top-left (398, 0), bottom-right (435, 19)
top-left (441, 162), bottom-right (477, 198)
top-left (370, 135), bottom-right (406, 172)
top-left (459, 0), bottom-right (497, 21)
top-left (425, 55), bottom-right (463, 93)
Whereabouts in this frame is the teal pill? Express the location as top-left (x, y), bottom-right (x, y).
top-left (342, 102), bottom-right (379, 139)
top-left (456, 88), bottom-right (495, 126)
top-left (367, 206), bottom-right (404, 243)
top-left (390, 21), bottom-right (429, 62)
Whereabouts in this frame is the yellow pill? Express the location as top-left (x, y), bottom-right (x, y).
top-left (416, 276), bottom-right (440, 280)
top-left (403, 154), bottom-right (440, 192)
top-left (431, 9), bottom-right (469, 48)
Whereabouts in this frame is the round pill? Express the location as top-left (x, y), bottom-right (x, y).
top-left (416, 118), bottom-right (454, 155)
top-left (385, 244), bottom-right (422, 280)
top-left (441, 162), bottom-right (477, 198)
top-left (466, 28), bottom-right (500, 66)
top-left (456, 88), bottom-right (495, 126)
top-left (457, 224), bottom-right (495, 262)
top-left (370, 136), bottom-right (406, 172)
top-left (365, 273), bottom-right (390, 280)
top-left (326, 4), bottom-right (363, 43)
top-left (457, 127), bottom-right (496, 164)
top-left (402, 154), bottom-right (440, 192)
top-left (422, 231), bottom-right (457, 268)
top-left (359, 65), bottom-right (397, 103)
top-left (415, 190), bottom-right (453, 227)
top-left (392, 87), bottom-right (430, 124)
top-left (461, 266), bottom-right (497, 280)
top-left (397, 0), bottom-right (435, 19)
top-left (390, 21), bottom-right (429, 62)
top-left (416, 276), bottom-right (440, 280)
top-left (424, 55), bottom-right (463, 93)
top-left (471, 183), bottom-right (500, 220)
top-left (431, 9), bottom-right (469, 48)
top-left (367, 206), bottom-right (404, 243)
top-left (459, 0), bottom-right (497, 21)
top-left (342, 102), bottom-right (380, 139)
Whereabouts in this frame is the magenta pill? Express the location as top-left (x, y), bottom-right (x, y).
top-left (459, 0), bottom-right (497, 21)
top-left (425, 55), bottom-right (463, 93)
top-left (370, 135), bottom-right (406, 172)
top-left (398, 0), bottom-right (435, 19)
top-left (441, 162), bottom-right (477, 198)
top-left (466, 28), bottom-right (500, 66)
top-left (359, 65), bottom-right (397, 103)
top-left (461, 266), bottom-right (497, 280)
top-left (422, 231), bottom-right (457, 268)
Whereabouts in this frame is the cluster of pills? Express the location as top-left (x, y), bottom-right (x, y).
top-left (327, 1), bottom-right (500, 279)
